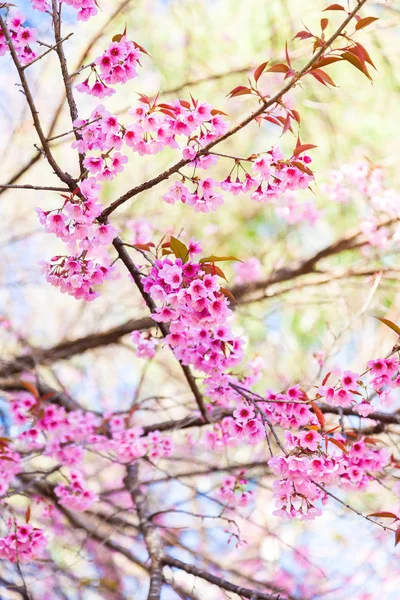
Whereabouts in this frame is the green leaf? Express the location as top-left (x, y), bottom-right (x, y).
top-left (170, 237), bottom-right (189, 263)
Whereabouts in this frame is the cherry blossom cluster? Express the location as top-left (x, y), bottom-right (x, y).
top-left (217, 472), bottom-right (253, 507)
top-left (30, 0), bottom-right (98, 21)
top-left (30, 0), bottom-right (50, 11)
top-left (36, 175), bottom-right (117, 299)
top-left (317, 357), bottom-right (400, 414)
top-left (73, 105), bottom-right (128, 182)
top-left (0, 10), bottom-right (37, 65)
top-left (130, 330), bottom-right (159, 359)
top-left (123, 98), bottom-right (228, 158)
top-left (77, 37), bottom-right (143, 99)
top-left (0, 446), bottom-right (22, 496)
top-left (55, 471), bottom-right (98, 512)
top-left (0, 523), bottom-right (47, 563)
top-left (108, 422), bottom-right (172, 462)
top-left (40, 254), bottom-right (112, 301)
top-left (127, 218), bottom-right (154, 246)
top-left (142, 247), bottom-right (245, 403)
top-left (322, 160), bottom-right (400, 249)
top-left (163, 147), bottom-right (314, 214)
top-left (233, 257), bottom-right (262, 285)
top-left (37, 178), bottom-right (117, 251)
top-left (269, 434), bottom-right (388, 520)
top-left (222, 356), bottom-right (397, 519)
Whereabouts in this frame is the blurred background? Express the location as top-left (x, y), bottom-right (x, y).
top-left (1, 1), bottom-right (400, 598)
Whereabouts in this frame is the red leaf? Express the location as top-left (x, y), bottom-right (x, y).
top-left (328, 438), bottom-right (348, 454)
top-left (210, 108), bottom-right (229, 116)
top-left (309, 68), bottom-right (336, 87)
top-left (341, 51), bottom-right (372, 79)
top-left (395, 527), bottom-right (400, 547)
top-left (311, 401), bottom-right (326, 430)
top-left (291, 109), bottom-right (301, 124)
top-left (293, 143), bottom-right (318, 157)
top-left (325, 425), bottom-right (341, 435)
top-left (322, 371), bottom-right (331, 386)
top-left (374, 316), bottom-right (400, 337)
top-left (264, 115), bottom-right (282, 126)
top-left (201, 263), bottom-right (228, 281)
top-left (294, 30), bottom-right (314, 41)
top-left (20, 381), bottom-right (39, 398)
top-left (281, 114), bottom-right (292, 135)
top-left (285, 42), bottom-right (291, 68)
top-left (228, 86), bottom-right (252, 98)
top-left (254, 61), bottom-right (269, 82)
top-left (179, 100), bottom-right (191, 109)
top-left (368, 511), bottom-right (397, 519)
top-left (134, 243), bottom-right (155, 251)
top-left (321, 18), bottom-right (329, 31)
top-left (323, 3), bottom-right (345, 10)
top-left (133, 41), bottom-right (150, 56)
top-left (355, 16), bottom-right (379, 31)
top-left (220, 287), bottom-right (238, 304)
top-left (353, 42), bottom-right (376, 69)
top-left (25, 505), bottom-right (31, 524)
top-left (267, 63), bottom-right (289, 73)
top-left (292, 161), bottom-right (314, 176)
top-left (314, 56), bottom-right (342, 68)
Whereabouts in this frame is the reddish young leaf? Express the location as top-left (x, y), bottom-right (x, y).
top-left (25, 505), bottom-right (31, 524)
top-left (325, 425), bottom-right (341, 435)
top-left (201, 263), bottom-right (228, 281)
top-left (281, 114), bottom-right (292, 135)
top-left (323, 3), bottom-right (345, 10)
top-left (309, 68), bottom-right (336, 87)
top-left (294, 30), bottom-right (314, 41)
top-left (179, 100), bottom-right (191, 109)
top-left (368, 511), bottom-right (398, 519)
top-left (395, 527), bottom-right (400, 547)
top-left (264, 115), bottom-right (282, 127)
top-left (292, 161), bottom-right (314, 176)
top-left (291, 109), bottom-right (301, 124)
top-left (134, 243), bottom-right (155, 251)
top-left (211, 108), bottom-right (229, 116)
top-left (352, 42), bottom-right (376, 69)
top-left (293, 143), bottom-right (318, 157)
top-left (220, 287), bottom-right (238, 304)
top-left (355, 16), bottom-right (379, 31)
top-left (314, 56), bottom-right (342, 69)
top-left (267, 63), bottom-right (289, 73)
top-left (321, 18), bottom-right (329, 31)
top-left (285, 42), bottom-right (292, 68)
top-left (228, 86), bottom-right (252, 98)
top-left (328, 438), bottom-right (348, 454)
top-left (341, 51), bottom-right (371, 80)
top-left (375, 316), bottom-right (400, 337)
top-left (254, 61), bottom-right (269, 82)
top-left (20, 380), bottom-right (39, 398)
top-left (310, 401), bottom-right (326, 430)
top-left (322, 371), bottom-right (331, 386)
